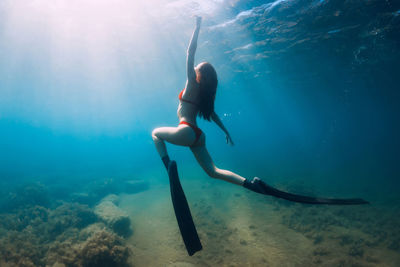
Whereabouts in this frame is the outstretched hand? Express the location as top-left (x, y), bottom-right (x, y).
top-left (195, 16), bottom-right (202, 28)
top-left (226, 134), bottom-right (234, 146)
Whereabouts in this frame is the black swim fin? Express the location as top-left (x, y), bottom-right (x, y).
top-left (244, 177), bottom-right (369, 205)
top-left (168, 160), bottom-right (202, 256)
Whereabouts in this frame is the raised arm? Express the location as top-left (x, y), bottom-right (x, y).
top-left (211, 112), bottom-right (234, 145)
top-left (187, 16), bottom-right (202, 82)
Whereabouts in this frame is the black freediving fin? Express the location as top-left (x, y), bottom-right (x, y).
top-left (244, 177), bottom-right (369, 205)
top-left (168, 160), bottom-right (202, 256)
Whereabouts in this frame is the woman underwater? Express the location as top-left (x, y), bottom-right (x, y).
top-left (152, 17), bottom-right (369, 203)
top-left (151, 16), bottom-right (255, 190)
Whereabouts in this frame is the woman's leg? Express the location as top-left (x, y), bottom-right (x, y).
top-left (190, 142), bottom-right (246, 186)
top-left (152, 125), bottom-right (196, 158)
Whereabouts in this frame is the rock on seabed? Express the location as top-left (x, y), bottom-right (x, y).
top-left (94, 197), bottom-right (132, 237)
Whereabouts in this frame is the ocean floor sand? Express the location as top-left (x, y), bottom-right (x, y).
top-left (1, 176), bottom-right (399, 266)
top-left (119, 177), bottom-right (400, 267)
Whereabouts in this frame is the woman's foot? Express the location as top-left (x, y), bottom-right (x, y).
top-left (243, 177), bottom-right (369, 205)
top-left (243, 177), bottom-right (266, 194)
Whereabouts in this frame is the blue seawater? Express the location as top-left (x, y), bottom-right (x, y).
top-left (0, 0), bottom-right (399, 266)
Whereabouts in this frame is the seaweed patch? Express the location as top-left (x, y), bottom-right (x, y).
top-left (0, 184), bottom-right (133, 267)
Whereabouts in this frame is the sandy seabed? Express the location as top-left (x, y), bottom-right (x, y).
top-left (1, 175), bottom-right (399, 267)
top-left (120, 178), bottom-right (400, 267)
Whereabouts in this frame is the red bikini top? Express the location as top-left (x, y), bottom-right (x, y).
top-left (179, 89), bottom-right (198, 106)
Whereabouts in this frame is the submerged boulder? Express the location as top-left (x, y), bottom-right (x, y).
top-left (0, 195), bottom-right (133, 266)
top-left (47, 227), bottom-right (132, 267)
top-left (94, 196), bottom-right (131, 237)
top-left (79, 229), bottom-right (131, 267)
top-left (47, 203), bottom-right (97, 238)
top-left (101, 194), bottom-right (120, 205)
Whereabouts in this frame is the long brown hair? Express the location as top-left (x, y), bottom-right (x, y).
top-left (197, 62), bottom-right (218, 121)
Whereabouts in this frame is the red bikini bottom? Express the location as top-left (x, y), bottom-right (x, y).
top-left (179, 121), bottom-right (203, 146)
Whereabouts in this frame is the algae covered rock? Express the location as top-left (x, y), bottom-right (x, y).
top-left (0, 193), bottom-right (133, 266)
top-left (101, 194), bottom-right (120, 205)
top-left (47, 203), bottom-right (97, 238)
top-left (47, 228), bottom-right (132, 267)
top-left (0, 226), bottom-right (47, 267)
top-left (79, 229), bottom-right (131, 267)
top-left (94, 197), bottom-right (131, 237)
top-left (0, 205), bottom-right (49, 232)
